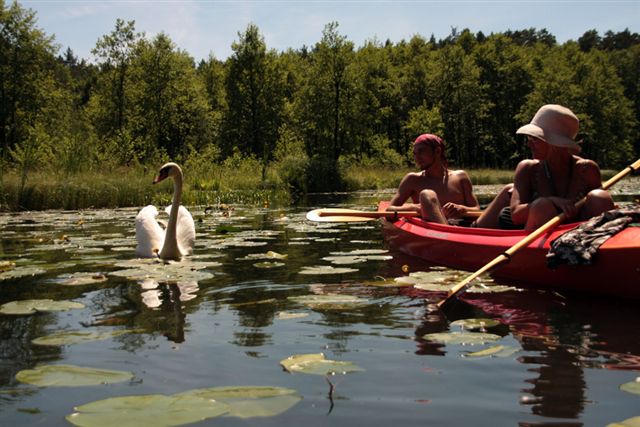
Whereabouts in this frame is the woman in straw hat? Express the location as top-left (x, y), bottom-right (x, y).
top-left (507, 104), bottom-right (614, 231)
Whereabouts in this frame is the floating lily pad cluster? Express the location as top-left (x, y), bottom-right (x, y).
top-left (66, 386), bottom-right (301, 426)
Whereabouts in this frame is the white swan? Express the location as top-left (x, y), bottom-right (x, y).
top-left (135, 162), bottom-right (195, 260)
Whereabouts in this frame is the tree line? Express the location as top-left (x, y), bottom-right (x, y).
top-left (1, 0), bottom-right (639, 193)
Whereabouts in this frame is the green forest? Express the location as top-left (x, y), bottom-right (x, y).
top-left (1, 0), bottom-right (639, 209)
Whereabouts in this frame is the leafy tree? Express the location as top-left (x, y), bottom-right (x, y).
top-left (431, 43), bottom-right (489, 168)
top-left (299, 22), bottom-right (355, 161)
top-left (89, 19), bottom-right (141, 143)
top-left (0, 0), bottom-right (58, 161)
top-left (474, 35), bottom-right (533, 167)
top-left (129, 33), bottom-right (212, 161)
top-left (222, 24), bottom-right (286, 179)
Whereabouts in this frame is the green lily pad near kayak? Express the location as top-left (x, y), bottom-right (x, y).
top-left (288, 294), bottom-right (368, 310)
top-left (450, 318), bottom-right (501, 330)
top-left (607, 417), bottom-right (640, 427)
top-left (462, 345), bottom-right (519, 358)
top-left (280, 353), bottom-right (364, 376)
top-left (16, 364), bottom-right (133, 387)
top-left (422, 331), bottom-right (502, 345)
top-left (176, 386), bottom-right (301, 418)
top-left (66, 394), bottom-right (229, 427)
top-left (299, 265), bottom-right (358, 275)
top-left (0, 299), bottom-right (85, 315)
top-left (620, 379), bottom-right (640, 395)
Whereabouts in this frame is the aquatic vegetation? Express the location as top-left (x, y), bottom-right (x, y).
top-left (450, 318), bottom-right (501, 330)
top-left (66, 394), bottom-right (229, 427)
top-left (16, 364), bottom-right (134, 387)
top-left (461, 345), bottom-right (519, 359)
top-left (620, 378), bottom-right (640, 395)
top-left (280, 353), bottom-right (364, 375)
top-left (422, 331), bottom-right (502, 345)
top-left (176, 386), bottom-right (301, 418)
top-left (298, 265), bottom-right (359, 275)
top-left (32, 329), bottom-right (144, 346)
top-left (0, 299), bottom-right (85, 315)
top-left (288, 294), bottom-right (369, 310)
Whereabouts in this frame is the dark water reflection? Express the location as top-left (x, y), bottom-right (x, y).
top-left (0, 186), bottom-right (639, 426)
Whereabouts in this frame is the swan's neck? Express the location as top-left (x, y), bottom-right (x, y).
top-left (159, 170), bottom-right (183, 260)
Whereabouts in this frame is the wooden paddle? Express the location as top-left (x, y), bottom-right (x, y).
top-left (306, 207), bottom-right (482, 223)
top-left (437, 158), bottom-right (640, 308)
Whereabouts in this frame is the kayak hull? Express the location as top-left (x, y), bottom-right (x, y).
top-left (379, 202), bottom-right (640, 298)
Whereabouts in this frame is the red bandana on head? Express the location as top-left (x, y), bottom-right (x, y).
top-left (413, 134), bottom-right (448, 169)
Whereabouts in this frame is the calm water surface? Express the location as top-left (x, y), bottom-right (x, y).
top-left (0, 187), bottom-right (639, 426)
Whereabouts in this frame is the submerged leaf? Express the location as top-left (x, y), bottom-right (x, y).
top-left (66, 394), bottom-right (229, 427)
top-left (16, 364), bottom-right (133, 387)
top-left (0, 299), bottom-right (85, 315)
top-left (462, 345), bottom-right (519, 358)
top-left (176, 386), bottom-right (301, 418)
top-left (280, 353), bottom-right (364, 376)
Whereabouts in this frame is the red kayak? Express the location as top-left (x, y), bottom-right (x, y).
top-left (379, 201), bottom-right (640, 298)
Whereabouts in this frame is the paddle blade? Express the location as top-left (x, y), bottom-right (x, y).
top-left (306, 208), bottom-right (378, 222)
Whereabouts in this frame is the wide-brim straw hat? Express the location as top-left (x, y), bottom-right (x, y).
top-left (516, 104), bottom-right (581, 153)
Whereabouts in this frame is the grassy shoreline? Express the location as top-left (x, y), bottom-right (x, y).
top-left (0, 166), bottom-right (620, 212)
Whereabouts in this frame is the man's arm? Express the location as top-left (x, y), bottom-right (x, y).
top-left (387, 174), bottom-right (420, 212)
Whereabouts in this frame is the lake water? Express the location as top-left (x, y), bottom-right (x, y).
top-left (1, 186), bottom-right (639, 427)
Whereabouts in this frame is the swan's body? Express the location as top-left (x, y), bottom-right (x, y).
top-left (135, 163), bottom-right (195, 260)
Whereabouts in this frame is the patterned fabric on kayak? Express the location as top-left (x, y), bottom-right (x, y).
top-left (547, 207), bottom-right (640, 268)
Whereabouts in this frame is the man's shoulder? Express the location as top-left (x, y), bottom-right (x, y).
top-left (449, 169), bottom-right (472, 180)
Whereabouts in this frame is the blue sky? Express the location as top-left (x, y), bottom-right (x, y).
top-left (21, 0), bottom-right (640, 62)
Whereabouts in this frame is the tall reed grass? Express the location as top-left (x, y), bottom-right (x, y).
top-left (0, 162), bottom-right (619, 212)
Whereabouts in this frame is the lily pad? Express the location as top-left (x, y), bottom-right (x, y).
top-left (0, 299), bottom-right (85, 315)
top-left (620, 378), bottom-right (640, 395)
top-left (280, 353), bottom-right (364, 376)
top-left (299, 266), bottom-right (358, 275)
top-left (462, 345), bottom-right (519, 358)
top-left (66, 394), bottom-right (229, 427)
top-left (450, 318), bottom-right (501, 330)
top-left (110, 259), bottom-right (217, 282)
top-left (16, 364), bottom-right (133, 387)
top-left (54, 272), bottom-right (109, 286)
top-left (288, 294), bottom-right (368, 310)
top-left (253, 262), bottom-right (285, 269)
top-left (395, 270), bottom-right (463, 292)
top-left (607, 417), bottom-right (640, 427)
top-left (276, 311), bottom-right (309, 320)
top-left (32, 329), bottom-right (144, 346)
top-left (176, 386), bottom-right (301, 418)
top-left (0, 260), bottom-right (16, 272)
top-left (0, 265), bottom-right (48, 281)
top-left (422, 331), bottom-right (502, 345)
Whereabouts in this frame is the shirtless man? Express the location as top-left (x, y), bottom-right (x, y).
top-left (386, 133), bottom-right (480, 223)
top-left (510, 104), bottom-right (614, 231)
